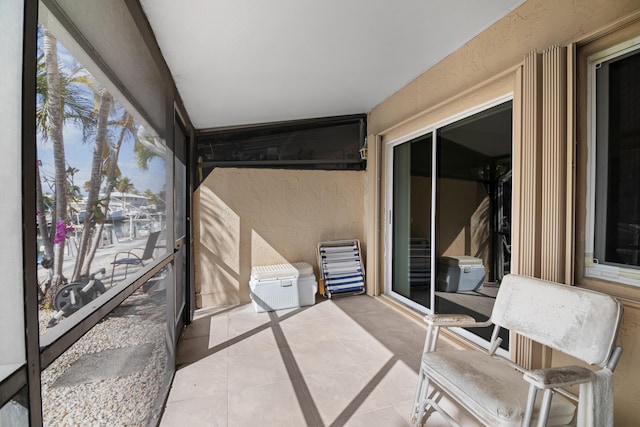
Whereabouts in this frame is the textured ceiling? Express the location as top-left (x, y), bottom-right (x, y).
top-left (140, 0), bottom-right (525, 129)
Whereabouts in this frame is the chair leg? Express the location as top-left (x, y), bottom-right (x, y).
top-left (536, 389), bottom-right (554, 427)
top-left (421, 398), bottom-right (462, 427)
top-left (412, 370), bottom-right (431, 425)
top-left (522, 384), bottom-right (537, 426)
top-left (110, 263), bottom-right (132, 286)
top-left (411, 369), bottom-right (426, 422)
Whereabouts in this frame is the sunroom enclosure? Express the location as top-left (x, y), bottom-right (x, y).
top-left (2, 0), bottom-right (640, 426)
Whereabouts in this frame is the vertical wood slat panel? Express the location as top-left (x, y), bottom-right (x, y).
top-left (513, 51), bottom-right (542, 368)
top-left (514, 46), bottom-right (569, 369)
top-left (516, 51), bottom-right (542, 278)
top-left (511, 67), bottom-right (523, 276)
top-left (541, 45), bottom-right (568, 283)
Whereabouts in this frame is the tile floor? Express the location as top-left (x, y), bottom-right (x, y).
top-left (160, 295), bottom-right (480, 427)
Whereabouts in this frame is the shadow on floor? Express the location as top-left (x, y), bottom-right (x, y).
top-left (162, 294), bottom-right (475, 427)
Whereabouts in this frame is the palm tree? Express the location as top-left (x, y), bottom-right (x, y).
top-left (74, 106), bottom-right (163, 278)
top-left (116, 176), bottom-right (135, 196)
top-left (37, 27), bottom-right (94, 303)
top-left (36, 26), bottom-right (168, 294)
top-left (134, 126), bottom-right (167, 169)
top-left (43, 28), bottom-right (69, 301)
top-left (36, 160), bottom-right (53, 268)
top-left (116, 176), bottom-right (134, 192)
top-left (116, 176), bottom-right (135, 217)
top-left (116, 176), bottom-right (137, 240)
top-left (72, 88), bottom-right (112, 281)
top-left (66, 165), bottom-right (83, 219)
top-left (78, 108), bottom-right (138, 277)
top-left (143, 188), bottom-right (159, 206)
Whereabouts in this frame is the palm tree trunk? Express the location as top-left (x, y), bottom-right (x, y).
top-left (43, 28), bottom-right (68, 303)
top-left (73, 89), bottom-right (112, 281)
top-left (82, 222), bottom-right (104, 277)
top-left (36, 160), bottom-right (55, 297)
top-left (80, 112), bottom-right (132, 277)
top-left (36, 160), bottom-right (54, 262)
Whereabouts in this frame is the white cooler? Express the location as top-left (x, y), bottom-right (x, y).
top-left (437, 256), bottom-right (485, 293)
top-left (249, 262), bottom-right (317, 312)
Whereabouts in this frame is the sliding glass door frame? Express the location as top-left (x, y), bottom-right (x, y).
top-left (385, 127), bottom-right (437, 315)
top-left (384, 95), bottom-right (513, 353)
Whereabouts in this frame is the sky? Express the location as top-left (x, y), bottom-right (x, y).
top-left (37, 125), bottom-right (167, 197)
top-left (37, 28), bottom-right (167, 198)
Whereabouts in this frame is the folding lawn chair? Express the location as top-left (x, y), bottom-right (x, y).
top-left (110, 231), bottom-right (160, 286)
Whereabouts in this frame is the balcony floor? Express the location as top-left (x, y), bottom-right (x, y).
top-left (160, 294), bottom-right (480, 427)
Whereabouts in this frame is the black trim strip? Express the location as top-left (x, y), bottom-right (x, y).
top-left (197, 114), bottom-right (366, 136)
top-left (199, 159), bottom-right (364, 168)
top-left (22, 0), bottom-right (43, 424)
top-left (0, 366), bottom-right (27, 409)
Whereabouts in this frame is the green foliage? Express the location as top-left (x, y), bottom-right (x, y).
top-left (115, 176), bottom-right (135, 194)
top-left (36, 53), bottom-right (95, 144)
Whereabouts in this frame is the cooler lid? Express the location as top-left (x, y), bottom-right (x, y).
top-left (439, 256), bottom-right (483, 267)
top-left (251, 262), bottom-right (314, 280)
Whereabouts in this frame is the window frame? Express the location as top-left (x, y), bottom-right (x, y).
top-left (584, 36), bottom-right (640, 287)
top-left (0, 0), bottom-right (190, 422)
top-left (35, 3), bottom-right (173, 351)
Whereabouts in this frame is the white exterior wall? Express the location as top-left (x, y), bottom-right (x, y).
top-left (0, 0), bottom-right (26, 379)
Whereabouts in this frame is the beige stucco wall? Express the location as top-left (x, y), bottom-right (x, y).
top-left (438, 179), bottom-right (491, 274)
top-left (367, 0), bottom-right (640, 424)
top-left (411, 176), bottom-right (491, 276)
top-left (194, 168), bottom-right (365, 307)
top-left (369, 0), bottom-right (640, 136)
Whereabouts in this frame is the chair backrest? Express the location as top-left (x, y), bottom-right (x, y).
top-left (141, 231), bottom-right (161, 261)
top-left (491, 274), bottom-right (622, 367)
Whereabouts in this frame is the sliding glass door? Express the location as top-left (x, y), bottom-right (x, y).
top-left (391, 133), bottom-right (433, 310)
top-left (387, 99), bottom-right (512, 347)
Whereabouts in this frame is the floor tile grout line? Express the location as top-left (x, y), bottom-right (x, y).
top-left (269, 310), bottom-right (325, 427)
top-left (327, 356), bottom-right (398, 427)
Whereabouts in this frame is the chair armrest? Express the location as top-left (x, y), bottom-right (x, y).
top-left (112, 251), bottom-right (143, 263)
top-left (127, 248), bottom-right (144, 256)
top-left (421, 314), bottom-right (494, 353)
top-left (523, 365), bottom-right (594, 389)
top-left (424, 314), bottom-right (493, 329)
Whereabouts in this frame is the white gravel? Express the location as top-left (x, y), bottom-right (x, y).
top-left (39, 291), bottom-right (168, 427)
